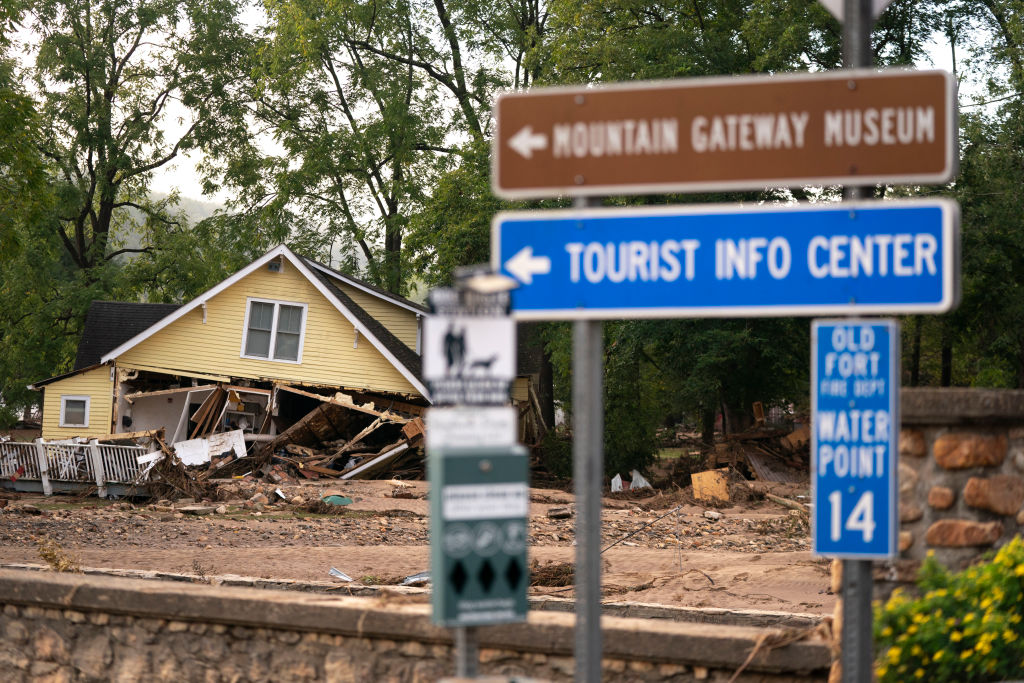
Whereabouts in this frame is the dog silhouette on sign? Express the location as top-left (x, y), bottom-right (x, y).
top-left (468, 355), bottom-right (498, 374)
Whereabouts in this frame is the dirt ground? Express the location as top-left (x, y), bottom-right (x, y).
top-left (0, 478), bottom-right (834, 615)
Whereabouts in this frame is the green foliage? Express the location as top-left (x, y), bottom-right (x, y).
top-left (875, 537), bottom-right (1024, 681)
top-left (405, 141), bottom-right (502, 288)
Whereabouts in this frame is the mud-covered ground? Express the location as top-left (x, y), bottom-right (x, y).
top-left (0, 479), bottom-right (834, 614)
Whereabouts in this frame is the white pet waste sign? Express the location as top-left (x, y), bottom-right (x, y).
top-left (812, 319), bottom-right (899, 558)
top-left (423, 289), bottom-right (515, 405)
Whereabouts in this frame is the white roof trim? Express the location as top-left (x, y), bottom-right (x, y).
top-left (98, 245), bottom-right (431, 401)
top-left (304, 260), bottom-right (426, 315)
top-left (100, 245), bottom-right (292, 364)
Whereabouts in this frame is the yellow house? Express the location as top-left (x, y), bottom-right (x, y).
top-left (31, 245), bottom-right (429, 441)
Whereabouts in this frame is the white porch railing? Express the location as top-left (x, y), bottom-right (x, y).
top-left (0, 438), bottom-right (153, 497)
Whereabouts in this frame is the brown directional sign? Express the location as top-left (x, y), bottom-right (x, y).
top-left (492, 69), bottom-right (956, 199)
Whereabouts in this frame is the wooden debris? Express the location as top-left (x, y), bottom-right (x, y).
top-left (285, 444), bottom-right (316, 457)
top-left (401, 417), bottom-right (425, 442)
top-left (753, 401), bottom-right (765, 426)
top-left (765, 492), bottom-right (810, 513)
top-left (95, 428), bottom-right (165, 443)
top-left (275, 385), bottom-right (410, 423)
top-left (691, 468), bottom-right (730, 503)
top-left (781, 426), bottom-right (810, 452)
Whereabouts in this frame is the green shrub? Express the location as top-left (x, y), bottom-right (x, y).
top-left (874, 536), bottom-right (1024, 681)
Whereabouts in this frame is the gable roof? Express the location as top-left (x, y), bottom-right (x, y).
top-left (98, 245), bottom-right (430, 400)
top-left (75, 302), bottom-right (181, 370)
top-left (302, 259), bottom-right (428, 315)
top-left (301, 258), bottom-right (422, 379)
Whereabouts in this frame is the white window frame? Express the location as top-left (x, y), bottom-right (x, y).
top-left (240, 297), bottom-right (308, 364)
top-left (59, 395), bottom-right (91, 428)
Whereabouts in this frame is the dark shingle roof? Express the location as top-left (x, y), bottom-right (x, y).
top-left (74, 301), bottom-right (181, 370)
top-left (303, 261), bottom-right (422, 381)
top-left (302, 257), bottom-right (429, 313)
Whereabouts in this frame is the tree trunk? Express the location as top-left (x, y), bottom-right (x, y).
top-left (910, 316), bottom-right (922, 386)
top-left (701, 407), bottom-right (715, 446)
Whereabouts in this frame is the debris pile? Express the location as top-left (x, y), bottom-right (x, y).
top-left (77, 385), bottom-right (430, 500)
top-left (706, 425), bottom-right (810, 484)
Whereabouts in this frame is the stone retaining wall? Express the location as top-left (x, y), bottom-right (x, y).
top-left (0, 569), bottom-right (830, 682)
top-left (897, 388), bottom-right (1024, 573)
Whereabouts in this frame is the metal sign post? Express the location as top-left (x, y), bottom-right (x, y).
top-left (572, 197), bottom-right (604, 683)
top-left (839, 2), bottom-right (881, 682)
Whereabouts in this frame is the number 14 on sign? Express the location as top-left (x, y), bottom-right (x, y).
top-left (828, 490), bottom-right (876, 544)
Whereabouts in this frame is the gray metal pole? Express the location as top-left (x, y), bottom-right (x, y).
top-left (573, 196), bottom-right (604, 683)
top-left (841, 2), bottom-right (875, 683)
top-left (455, 626), bottom-right (479, 678)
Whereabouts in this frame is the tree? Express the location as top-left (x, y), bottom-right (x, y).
top-left (23, 0), bottom-right (248, 274)
top-left (206, 0), bottom-right (549, 294)
top-left (0, 0), bottom-right (250, 420)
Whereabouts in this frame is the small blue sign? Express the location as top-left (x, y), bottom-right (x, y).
top-left (812, 319), bottom-right (898, 559)
top-left (491, 200), bottom-right (958, 320)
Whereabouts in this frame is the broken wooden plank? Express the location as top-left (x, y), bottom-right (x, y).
top-left (299, 463), bottom-right (343, 477)
top-left (260, 402), bottom-right (348, 455)
top-left (766, 492), bottom-right (810, 513)
top-left (324, 417), bottom-right (386, 465)
top-left (95, 428), bottom-right (165, 443)
top-left (124, 385), bottom-right (217, 401)
top-left (351, 392), bottom-right (427, 417)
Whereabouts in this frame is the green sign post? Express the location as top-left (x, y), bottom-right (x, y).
top-left (429, 445), bottom-right (529, 627)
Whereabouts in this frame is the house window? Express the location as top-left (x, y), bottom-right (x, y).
top-left (241, 298), bottom-right (307, 363)
top-left (59, 396), bottom-right (90, 427)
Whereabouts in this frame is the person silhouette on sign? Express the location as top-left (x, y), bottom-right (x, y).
top-left (444, 324), bottom-right (466, 377)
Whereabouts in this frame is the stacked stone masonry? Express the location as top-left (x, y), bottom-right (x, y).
top-left (897, 388), bottom-right (1024, 571)
top-left (0, 569), bottom-right (830, 683)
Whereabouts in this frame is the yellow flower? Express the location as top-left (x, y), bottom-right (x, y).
top-left (933, 650), bottom-right (945, 662)
top-left (914, 668), bottom-right (925, 678)
top-left (961, 650), bottom-right (973, 660)
top-left (881, 626), bottom-right (893, 638)
top-left (1005, 630), bottom-right (1019, 643)
top-left (887, 647), bottom-right (901, 664)
top-left (951, 631), bottom-right (963, 642)
top-left (1015, 564), bottom-right (1024, 577)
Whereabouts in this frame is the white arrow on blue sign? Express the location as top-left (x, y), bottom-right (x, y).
top-left (491, 199), bottom-right (959, 320)
top-left (812, 319), bottom-right (899, 559)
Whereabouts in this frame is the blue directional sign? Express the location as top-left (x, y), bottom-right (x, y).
top-left (491, 200), bottom-right (959, 320)
top-left (812, 320), bottom-right (898, 559)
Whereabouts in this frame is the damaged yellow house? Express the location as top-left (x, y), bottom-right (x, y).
top-left (31, 245), bottom-right (430, 442)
